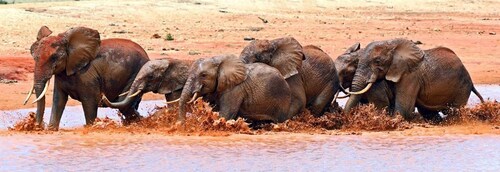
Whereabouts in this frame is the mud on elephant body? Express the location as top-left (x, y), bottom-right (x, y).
top-left (178, 54), bottom-right (293, 123)
top-left (101, 58), bottom-right (191, 113)
top-left (26, 26), bottom-right (150, 130)
top-left (346, 38), bottom-right (484, 121)
top-left (240, 37), bottom-right (340, 116)
top-left (335, 43), bottom-right (394, 110)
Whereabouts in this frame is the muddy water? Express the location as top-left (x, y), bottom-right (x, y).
top-left (0, 134), bottom-right (499, 171)
top-left (1, 85), bottom-right (497, 130)
top-left (0, 85), bottom-right (499, 171)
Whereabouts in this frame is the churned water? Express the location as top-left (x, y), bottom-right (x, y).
top-left (0, 85), bottom-right (498, 171)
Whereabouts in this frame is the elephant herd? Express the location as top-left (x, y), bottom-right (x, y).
top-left (24, 26), bottom-right (484, 130)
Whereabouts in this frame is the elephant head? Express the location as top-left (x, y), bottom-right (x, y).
top-left (344, 38), bottom-right (424, 112)
top-left (26, 26), bottom-right (101, 125)
top-left (177, 54), bottom-right (247, 122)
top-left (101, 59), bottom-right (190, 109)
top-left (240, 37), bottom-right (304, 79)
top-left (335, 42), bottom-right (361, 90)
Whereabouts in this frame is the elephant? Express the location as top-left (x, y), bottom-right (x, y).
top-left (240, 37), bottom-right (340, 116)
top-left (25, 26), bottom-right (149, 130)
top-left (334, 43), bottom-right (394, 110)
top-left (101, 58), bottom-right (191, 112)
top-left (177, 54), bottom-right (293, 123)
top-left (344, 38), bottom-right (484, 121)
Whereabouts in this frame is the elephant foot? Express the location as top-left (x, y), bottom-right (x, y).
top-left (122, 114), bottom-right (143, 125)
top-left (47, 125), bottom-right (59, 131)
top-left (422, 114), bottom-right (443, 124)
top-left (174, 119), bottom-right (185, 128)
top-left (34, 123), bottom-right (45, 131)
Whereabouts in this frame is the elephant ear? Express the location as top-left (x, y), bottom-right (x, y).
top-left (385, 39), bottom-right (424, 82)
top-left (64, 27), bottom-right (101, 76)
top-left (344, 42), bottom-right (361, 54)
top-left (157, 59), bottom-right (189, 94)
top-left (215, 54), bottom-right (248, 92)
top-left (269, 37), bottom-right (304, 79)
top-left (36, 26), bottom-right (52, 41)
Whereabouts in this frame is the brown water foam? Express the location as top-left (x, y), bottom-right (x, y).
top-left (8, 100), bottom-right (499, 135)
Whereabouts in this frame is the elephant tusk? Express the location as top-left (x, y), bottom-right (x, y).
top-left (331, 90), bottom-right (340, 104)
top-left (166, 98), bottom-right (180, 104)
top-left (187, 92), bottom-right (198, 104)
top-left (127, 89), bottom-right (142, 98)
top-left (337, 94), bottom-right (350, 99)
top-left (32, 79), bottom-right (50, 104)
top-left (346, 82), bottom-right (373, 95)
top-left (118, 91), bottom-right (129, 97)
top-left (339, 84), bottom-right (350, 94)
top-left (23, 83), bottom-right (35, 105)
top-left (101, 95), bottom-right (112, 107)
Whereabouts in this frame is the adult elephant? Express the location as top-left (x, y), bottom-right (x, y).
top-left (177, 54), bottom-right (293, 123)
top-left (101, 58), bottom-right (191, 111)
top-left (345, 38), bottom-right (484, 121)
top-left (335, 43), bottom-right (394, 110)
top-left (240, 37), bottom-right (339, 116)
top-left (25, 26), bottom-right (149, 130)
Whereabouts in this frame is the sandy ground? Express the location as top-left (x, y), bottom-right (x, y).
top-left (0, 0), bottom-right (498, 112)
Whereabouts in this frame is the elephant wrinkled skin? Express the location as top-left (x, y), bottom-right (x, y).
top-left (240, 37), bottom-right (340, 116)
top-left (346, 38), bottom-right (484, 121)
top-left (101, 58), bottom-right (191, 111)
top-left (177, 54), bottom-right (293, 123)
top-left (26, 26), bottom-right (149, 130)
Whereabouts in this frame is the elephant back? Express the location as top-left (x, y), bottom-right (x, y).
top-left (301, 45), bottom-right (338, 102)
top-left (96, 39), bottom-right (150, 99)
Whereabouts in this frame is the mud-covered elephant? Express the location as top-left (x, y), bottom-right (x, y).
top-left (345, 38), bottom-right (484, 121)
top-left (335, 43), bottom-right (394, 110)
top-left (177, 54), bottom-right (293, 123)
top-left (25, 26), bottom-right (149, 130)
top-left (240, 37), bottom-right (339, 116)
top-left (101, 58), bottom-right (191, 112)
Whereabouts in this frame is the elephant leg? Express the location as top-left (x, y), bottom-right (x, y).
top-left (119, 97), bottom-right (142, 125)
top-left (48, 85), bottom-right (68, 130)
top-left (417, 107), bottom-right (442, 123)
top-left (309, 85), bottom-right (335, 116)
top-left (365, 81), bottom-right (392, 110)
top-left (394, 83), bottom-right (420, 120)
top-left (286, 77), bottom-right (306, 117)
top-left (218, 92), bottom-right (243, 120)
top-left (81, 99), bottom-right (98, 126)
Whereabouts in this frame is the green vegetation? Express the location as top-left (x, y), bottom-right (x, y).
top-left (165, 33), bottom-right (174, 41)
top-left (0, 0), bottom-right (8, 4)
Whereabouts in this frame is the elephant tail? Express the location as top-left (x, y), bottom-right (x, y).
top-left (471, 86), bottom-right (485, 103)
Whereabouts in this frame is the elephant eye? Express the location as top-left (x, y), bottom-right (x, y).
top-left (200, 72), bottom-right (207, 78)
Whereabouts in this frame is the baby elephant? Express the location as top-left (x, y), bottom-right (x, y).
top-left (102, 58), bottom-right (191, 119)
top-left (177, 54), bottom-right (293, 123)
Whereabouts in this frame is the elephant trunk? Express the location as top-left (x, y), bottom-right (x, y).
top-left (33, 78), bottom-right (49, 127)
top-left (102, 95), bottom-right (137, 109)
top-left (178, 75), bottom-right (198, 122)
top-left (103, 81), bottom-right (143, 109)
top-left (344, 70), bottom-right (371, 113)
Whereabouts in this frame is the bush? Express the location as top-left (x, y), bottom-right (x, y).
top-left (165, 33), bottom-right (174, 41)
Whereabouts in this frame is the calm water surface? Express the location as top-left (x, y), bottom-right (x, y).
top-left (0, 134), bottom-right (499, 171)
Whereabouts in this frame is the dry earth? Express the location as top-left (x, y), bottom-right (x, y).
top-left (0, 0), bottom-right (498, 114)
